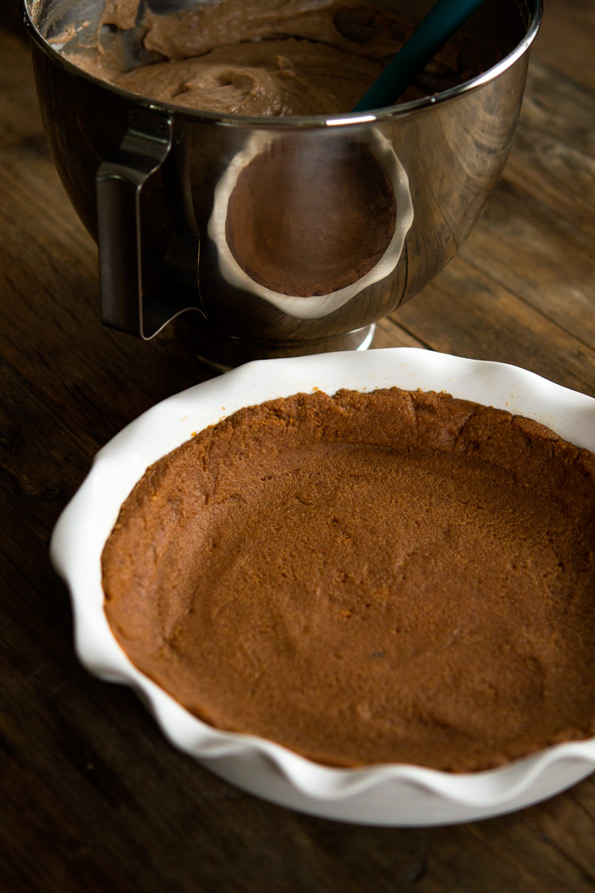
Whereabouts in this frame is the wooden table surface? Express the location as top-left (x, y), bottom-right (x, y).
top-left (2, 1), bottom-right (595, 890)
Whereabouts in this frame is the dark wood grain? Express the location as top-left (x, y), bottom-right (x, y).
top-left (2, 1), bottom-right (595, 890)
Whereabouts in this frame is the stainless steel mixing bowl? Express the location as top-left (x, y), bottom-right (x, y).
top-left (21, 0), bottom-right (542, 368)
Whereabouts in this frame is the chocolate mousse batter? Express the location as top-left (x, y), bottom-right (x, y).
top-left (102, 388), bottom-right (595, 772)
top-left (64, 0), bottom-right (508, 115)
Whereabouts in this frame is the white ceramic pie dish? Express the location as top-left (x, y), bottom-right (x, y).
top-left (50, 347), bottom-right (595, 826)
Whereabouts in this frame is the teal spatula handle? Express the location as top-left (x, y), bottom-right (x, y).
top-left (352, 0), bottom-right (485, 112)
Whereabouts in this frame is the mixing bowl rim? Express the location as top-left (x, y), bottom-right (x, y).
top-left (20, 0), bottom-right (543, 129)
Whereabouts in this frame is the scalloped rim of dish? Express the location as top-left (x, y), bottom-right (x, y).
top-left (50, 348), bottom-right (595, 825)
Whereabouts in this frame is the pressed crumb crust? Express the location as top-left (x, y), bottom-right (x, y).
top-left (102, 388), bottom-right (595, 771)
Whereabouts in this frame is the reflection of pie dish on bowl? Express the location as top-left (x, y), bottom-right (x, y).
top-left (50, 349), bottom-right (595, 826)
top-left (208, 132), bottom-right (413, 319)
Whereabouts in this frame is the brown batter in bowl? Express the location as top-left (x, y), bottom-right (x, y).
top-left (102, 387), bottom-right (595, 771)
top-left (63, 0), bottom-right (511, 116)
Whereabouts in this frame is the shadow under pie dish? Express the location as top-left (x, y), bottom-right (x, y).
top-left (51, 349), bottom-right (595, 826)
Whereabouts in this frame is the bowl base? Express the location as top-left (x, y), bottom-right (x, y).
top-left (177, 320), bottom-right (376, 372)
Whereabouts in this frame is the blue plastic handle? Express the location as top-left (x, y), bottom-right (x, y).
top-left (352, 0), bottom-right (485, 112)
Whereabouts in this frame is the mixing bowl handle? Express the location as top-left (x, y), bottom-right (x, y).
top-left (96, 110), bottom-right (202, 339)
